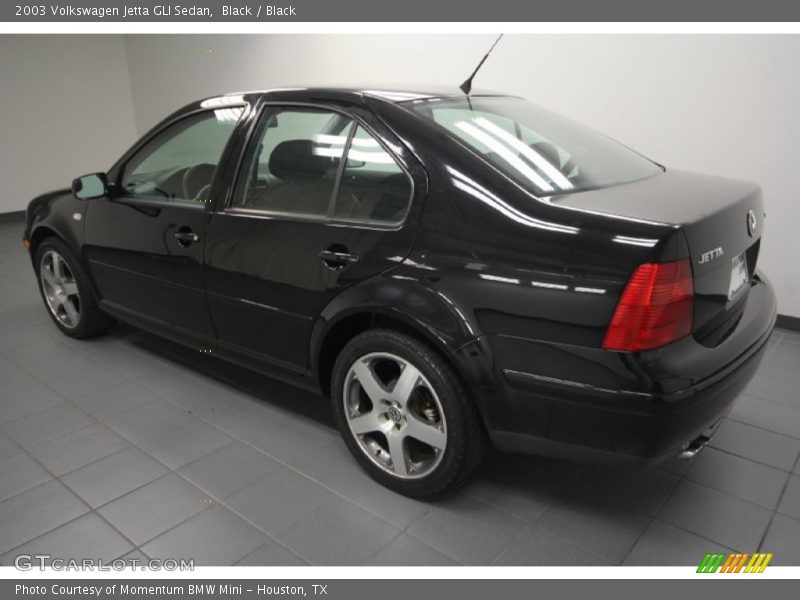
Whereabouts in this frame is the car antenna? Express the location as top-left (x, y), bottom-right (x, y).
top-left (459, 34), bottom-right (504, 95)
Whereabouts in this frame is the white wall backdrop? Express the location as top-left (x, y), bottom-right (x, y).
top-left (3, 35), bottom-right (798, 318)
top-left (0, 36), bottom-right (137, 215)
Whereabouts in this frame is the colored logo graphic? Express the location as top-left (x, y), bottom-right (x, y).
top-left (697, 552), bottom-right (773, 573)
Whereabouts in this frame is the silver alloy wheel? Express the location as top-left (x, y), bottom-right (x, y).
top-left (39, 250), bottom-right (81, 329)
top-left (343, 352), bottom-right (447, 479)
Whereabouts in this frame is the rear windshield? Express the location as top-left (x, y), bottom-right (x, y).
top-left (406, 96), bottom-right (661, 197)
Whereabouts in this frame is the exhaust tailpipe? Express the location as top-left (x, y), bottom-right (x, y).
top-left (678, 434), bottom-right (711, 460)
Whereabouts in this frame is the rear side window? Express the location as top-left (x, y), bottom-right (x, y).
top-left (333, 126), bottom-right (411, 224)
top-left (121, 108), bottom-right (243, 204)
top-left (232, 107), bottom-right (352, 217)
top-left (232, 106), bottom-right (412, 224)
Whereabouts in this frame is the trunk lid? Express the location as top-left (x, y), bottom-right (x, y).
top-left (550, 169), bottom-right (764, 345)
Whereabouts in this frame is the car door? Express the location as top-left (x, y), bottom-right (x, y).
top-left (83, 103), bottom-right (246, 346)
top-left (204, 102), bottom-right (424, 373)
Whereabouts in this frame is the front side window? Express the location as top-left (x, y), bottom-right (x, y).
top-left (121, 107), bottom-right (243, 204)
top-left (407, 96), bottom-right (660, 197)
top-left (232, 106), bottom-right (412, 224)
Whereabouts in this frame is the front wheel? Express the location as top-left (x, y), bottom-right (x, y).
top-left (35, 238), bottom-right (115, 339)
top-left (331, 329), bottom-right (487, 498)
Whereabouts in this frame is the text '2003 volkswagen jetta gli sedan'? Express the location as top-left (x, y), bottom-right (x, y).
top-left (24, 86), bottom-right (776, 497)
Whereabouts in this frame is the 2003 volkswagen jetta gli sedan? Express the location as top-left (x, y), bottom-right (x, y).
top-left (24, 86), bottom-right (776, 497)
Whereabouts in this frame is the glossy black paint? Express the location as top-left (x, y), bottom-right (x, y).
top-left (203, 96), bottom-right (427, 373)
top-left (24, 86), bottom-right (777, 465)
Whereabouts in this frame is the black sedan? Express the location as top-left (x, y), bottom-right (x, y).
top-left (23, 86), bottom-right (776, 497)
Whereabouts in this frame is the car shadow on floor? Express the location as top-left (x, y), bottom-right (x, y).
top-left (116, 323), bottom-right (338, 429)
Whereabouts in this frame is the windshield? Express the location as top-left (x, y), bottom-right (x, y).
top-left (406, 96), bottom-right (661, 197)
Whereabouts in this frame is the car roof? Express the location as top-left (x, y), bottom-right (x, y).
top-left (199, 85), bottom-right (514, 106)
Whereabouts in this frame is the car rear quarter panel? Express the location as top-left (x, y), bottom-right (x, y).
top-left (370, 98), bottom-right (687, 348)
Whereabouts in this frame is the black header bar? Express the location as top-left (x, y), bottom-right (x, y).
top-left (4, 0), bottom-right (800, 22)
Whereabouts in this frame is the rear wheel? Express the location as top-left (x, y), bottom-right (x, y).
top-left (35, 238), bottom-right (115, 339)
top-left (331, 329), bottom-right (487, 497)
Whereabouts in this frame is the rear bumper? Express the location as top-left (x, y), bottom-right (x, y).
top-left (458, 274), bottom-right (777, 466)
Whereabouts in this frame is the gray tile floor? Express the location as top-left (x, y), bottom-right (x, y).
top-left (0, 216), bottom-right (799, 566)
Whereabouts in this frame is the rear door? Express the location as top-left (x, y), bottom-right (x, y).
top-left (84, 103), bottom-right (246, 346)
top-left (204, 101), bottom-right (424, 373)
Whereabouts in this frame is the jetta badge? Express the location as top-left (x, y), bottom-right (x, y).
top-left (747, 209), bottom-right (758, 238)
top-left (699, 247), bottom-right (724, 264)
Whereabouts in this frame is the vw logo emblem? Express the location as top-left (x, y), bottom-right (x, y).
top-left (747, 209), bottom-right (758, 238)
top-left (387, 406), bottom-right (402, 423)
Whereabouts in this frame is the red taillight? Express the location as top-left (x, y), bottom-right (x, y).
top-left (602, 259), bottom-right (694, 352)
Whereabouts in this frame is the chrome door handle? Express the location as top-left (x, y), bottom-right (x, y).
top-left (174, 229), bottom-right (199, 246)
top-left (319, 249), bottom-right (361, 267)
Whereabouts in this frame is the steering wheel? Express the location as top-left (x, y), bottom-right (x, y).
top-left (182, 163), bottom-right (217, 201)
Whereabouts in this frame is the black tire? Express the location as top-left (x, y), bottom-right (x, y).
top-left (34, 237), bottom-right (115, 339)
top-left (331, 328), bottom-right (487, 498)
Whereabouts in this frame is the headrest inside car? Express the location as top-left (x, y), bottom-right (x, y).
top-left (529, 141), bottom-right (561, 166)
top-left (269, 139), bottom-right (337, 180)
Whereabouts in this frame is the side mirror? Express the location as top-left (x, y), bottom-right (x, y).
top-left (72, 172), bottom-right (108, 200)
